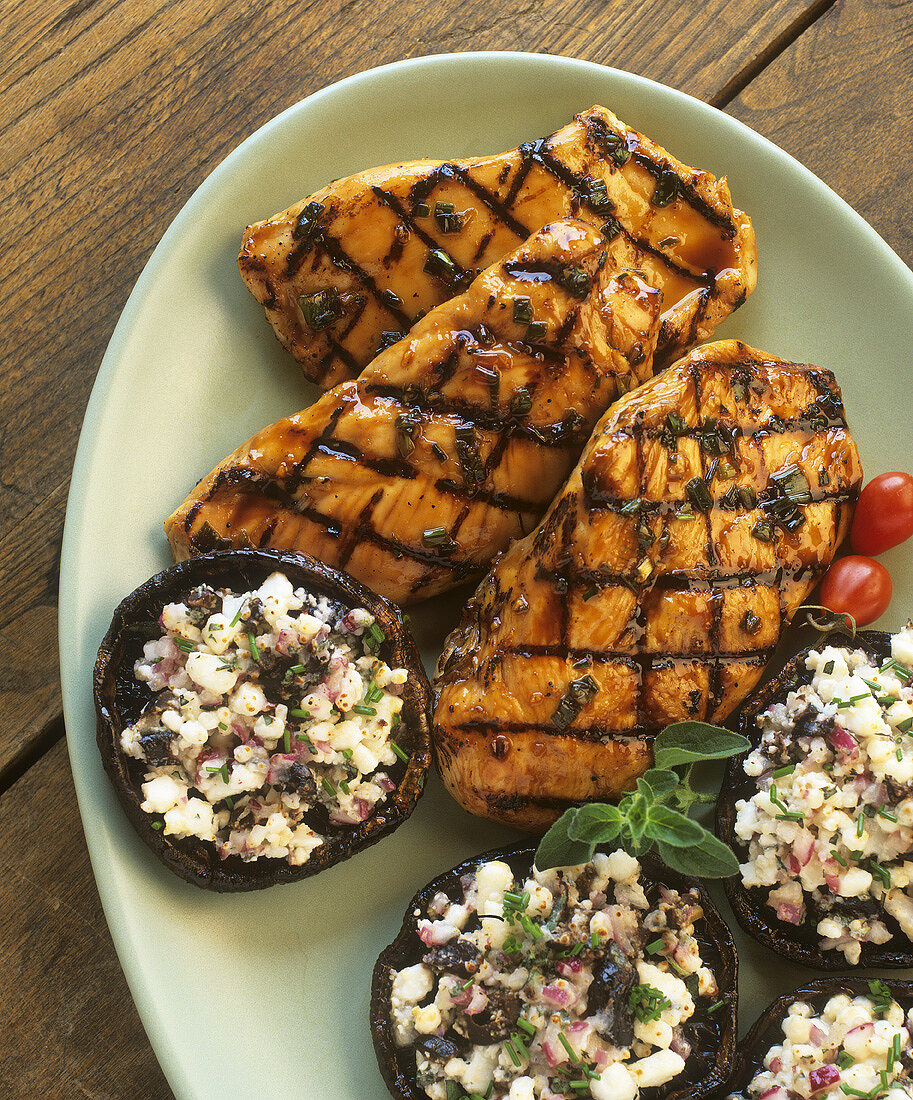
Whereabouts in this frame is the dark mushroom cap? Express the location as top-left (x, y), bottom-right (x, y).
top-left (93, 548), bottom-right (433, 891)
top-left (717, 630), bottom-right (913, 968)
top-left (370, 842), bottom-right (738, 1100)
top-left (729, 977), bottom-right (913, 1095)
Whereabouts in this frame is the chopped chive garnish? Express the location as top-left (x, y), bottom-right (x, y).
top-left (868, 859), bottom-right (892, 888)
top-left (173, 636), bottom-right (196, 653)
top-left (151, 821), bottom-right (163, 830)
top-left (339, 780), bottom-right (351, 795)
top-left (832, 849), bottom-right (848, 866)
top-left (773, 764), bottom-right (795, 779)
top-left (224, 795), bottom-right (234, 809)
top-left (510, 1031), bottom-right (528, 1058)
top-left (518, 913), bottom-right (543, 940)
top-left (823, 660), bottom-right (835, 675)
top-left (283, 728), bottom-right (291, 753)
top-left (708, 999), bottom-right (725, 1013)
top-left (229, 604), bottom-right (245, 627)
top-left (290, 708), bottom-right (311, 720)
top-left (776, 812), bottom-right (805, 822)
top-left (352, 704), bottom-right (377, 716)
top-left (857, 815), bottom-right (866, 837)
top-left (646, 938), bottom-right (666, 954)
top-left (837, 1050), bottom-right (855, 1069)
top-left (879, 809), bottom-right (898, 822)
top-left (897, 717), bottom-right (913, 733)
top-left (590, 931), bottom-right (599, 949)
top-left (752, 520), bottom-right (774, 542)
top-left (899, 748), bottom-right (905, 761)
top-left (369, 623), bottom-right (385, 643)
top-left (321, 778), bottom-right (336, 797)
top-left (288, 663), bottom-right (306, 674)
top-left (391, 741), bottom-right (409, 763)
top-left (247, 633), bottom-right (260, 660)
top-left (558, 1032), bottom-right (579, 1062)
top-left (503, 1039), bottom-right (522, 1067)
top-left (517, 1017), bottom-right (536, 1036)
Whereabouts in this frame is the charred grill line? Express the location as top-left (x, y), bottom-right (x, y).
top-left (448, 163), bottom-right (531, 239)
top-left (284, 402), bottom-right (349, 495)
top-left (499, 644), bottom-right (776, 664)
top-left (584, 487), bottom-right (857, 517)
top-left (502, 145), bottom-right (537, 209)
top-left (371, 185), bottom-right (472, 284)
top-left (337, 487), bottom-right (385, 569)
top-left (628, 150), bottom-right (735, 235)
top-left (311, 439), bottom-right (418, 481)
top-left (363, 384), bottom-right (586, 447)
top-left (525, 139), bottom-right (713, 286)
top-left (326, 336), bottom-right (360, 377)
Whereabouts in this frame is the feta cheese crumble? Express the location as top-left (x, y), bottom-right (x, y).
top-left (390, 852), bottom-right (721, 1100)
top-left (119, 572), bottom-right (409, 865)
top-left (734, 625), bottom-right (913, 962)
top-left (730, 984), bottom-right (913, 1100)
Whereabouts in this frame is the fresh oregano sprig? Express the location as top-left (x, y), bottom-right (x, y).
top-left (534, 721), bottom-right (749, 878)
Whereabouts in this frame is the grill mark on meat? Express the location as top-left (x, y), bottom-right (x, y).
top-left (372, 185), bottom-right (472, 285)
top-left (337, 487), bottom-right (384, 569)
top-left (628, 149), bottom-right (735, 236)
top-left (496, 644), bottom-right (776, 664)
top-left (523, 139), bottom-right (712, 286)
top-left (448, 163), bottom-right (531, 239)
top-left (363, 384), bottom-right (589, 448)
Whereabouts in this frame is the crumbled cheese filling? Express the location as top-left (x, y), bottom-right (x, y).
top-left (731, 986), bottom-right (913, 1100)
top-left (119, 571), bottom-right (408, 865)
top-left (734, 624), bottom-right (913, 962)
top-left (390, 851), bottom-right (720, 1100)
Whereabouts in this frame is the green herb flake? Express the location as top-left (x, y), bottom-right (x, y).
top-left (512, 297), bottom-right (533, 325)
top-left (837, 1051), bottom-right (855, 1069)
top-left (391, 741), bottom-right (409, 763)
top-left (298, 288), bottom-right (343, 331)
top-left (773, 764), bottom-right (795, 779)
top-left (629, 983), bottom-right (672, 1023)
top-left (685, 476), bottom-right (713, 512)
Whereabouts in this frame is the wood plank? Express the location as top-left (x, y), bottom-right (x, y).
top-left (0, 0), bottom-right (822, 777)
top-left (0, 739), bottom-right (173, 1099)
top-left (727, 0), bottom-right (913, 268)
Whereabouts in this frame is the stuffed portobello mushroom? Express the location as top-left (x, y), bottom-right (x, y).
top-left (728, 978), bottom-right (913, 1100)
top-left (718, 626), bottom-right (913, 967)
top-left (371, 843), bottom-right (737, 1100)
top-left (93, 548), bottom-right (432, 890)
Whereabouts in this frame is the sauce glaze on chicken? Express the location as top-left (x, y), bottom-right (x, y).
top-left (433, 341), bottom-right (862, 830)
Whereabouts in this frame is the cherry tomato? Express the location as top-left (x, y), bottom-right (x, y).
top-left (820, 555), bottom-right (892, 626)
top-left (850, 471), bottom-right (913, 555)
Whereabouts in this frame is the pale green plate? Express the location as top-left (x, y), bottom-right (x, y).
top-left (60, 51), bottom-right (913, 1100)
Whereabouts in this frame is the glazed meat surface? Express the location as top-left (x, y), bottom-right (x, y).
top-left (240, 105), bottom-right (756, 388)
top-left (434, 340), bottom-right (863, 831)
top-left (166, 220), bottom-right (662, 604)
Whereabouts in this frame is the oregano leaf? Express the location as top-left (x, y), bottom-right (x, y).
top-left (535, 810), bottom-right (596, 871)
top-left (653, 722), bottom-right (749, 768)
top-left (566, 803), bottom-right (624, 843)
top-left (640, 768), bottom-right (679, 800)
top-left (655, 832), bottom-right (739, 878)
top-left (645, 804), bottom-right (706, 847)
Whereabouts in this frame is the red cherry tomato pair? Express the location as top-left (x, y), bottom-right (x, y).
top-left (820, 472), bottom-right (913, 626)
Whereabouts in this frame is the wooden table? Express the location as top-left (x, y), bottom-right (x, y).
top-left (4, 0), bottom-right (912, 1094)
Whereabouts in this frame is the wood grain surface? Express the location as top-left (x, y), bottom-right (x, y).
top-left (4, 0), bottom-right (911, 1094)
top-left (0, 741), bottom-right (171, 1099)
